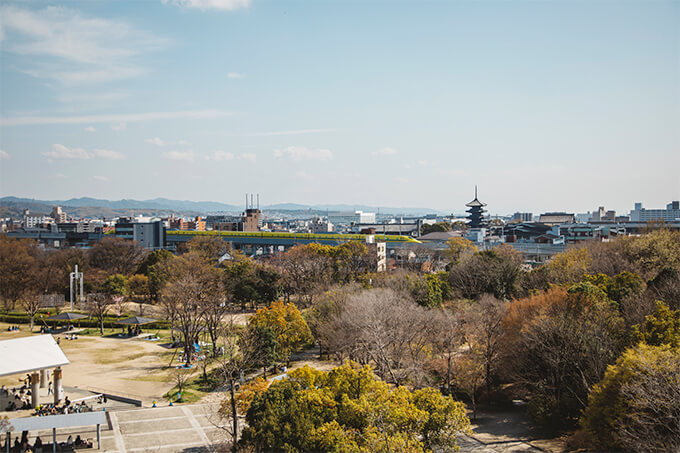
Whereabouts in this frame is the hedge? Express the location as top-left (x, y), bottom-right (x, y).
top-left (0, 312), bottom-right (171, 330)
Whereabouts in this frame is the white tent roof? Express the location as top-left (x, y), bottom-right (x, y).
top-left (7, 411), bottom-right (108, 432)
top-left (0, 334), bottom-right (69, 377)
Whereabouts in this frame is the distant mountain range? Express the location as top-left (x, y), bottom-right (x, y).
top-left (0, 196), bottom-right (451, 217)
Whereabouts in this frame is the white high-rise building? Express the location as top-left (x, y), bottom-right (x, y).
top-left (629, 201), bottom-right (680, 222)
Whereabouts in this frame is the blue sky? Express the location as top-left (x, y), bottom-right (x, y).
top-left (0, 0), bottom-right (678, 215)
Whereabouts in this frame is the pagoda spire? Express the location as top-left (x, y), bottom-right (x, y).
top-left (465, 186), bottom-right (487, 228)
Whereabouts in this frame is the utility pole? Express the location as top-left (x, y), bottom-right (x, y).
top-left (69, 265), bottom-right (84, 310)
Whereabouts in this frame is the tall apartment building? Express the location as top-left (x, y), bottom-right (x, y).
top-left (629, 201), bottom-right (680, 222)
top-left (22, 209), bottom-right (54, 228)
top-left (51, 206), bottom-right (67, 223)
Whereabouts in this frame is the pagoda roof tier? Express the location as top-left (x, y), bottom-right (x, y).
top-left (466, 198), bottom-right (487, 207)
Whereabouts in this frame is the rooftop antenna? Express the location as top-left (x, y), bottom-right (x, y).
top-left (245, 193), bottom-right (248, 210)
top-left (475, 185), bottom-right (478, 199)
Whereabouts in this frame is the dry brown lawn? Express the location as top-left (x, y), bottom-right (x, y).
top-left (0, 324), bottom-right (176, 405)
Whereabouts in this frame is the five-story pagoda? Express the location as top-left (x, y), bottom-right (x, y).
top-left (465, 186), bottom-right (487, 228)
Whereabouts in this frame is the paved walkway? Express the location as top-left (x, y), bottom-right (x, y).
top-left (457, 434), bottom-right (546, 453)
top-left (8, 403), bottom-right (228, 453)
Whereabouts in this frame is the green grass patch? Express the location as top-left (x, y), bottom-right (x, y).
top-left (163, 364), bottom-right (223, 404)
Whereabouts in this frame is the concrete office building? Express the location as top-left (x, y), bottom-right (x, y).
top-left (114, 219), bottom-right (165, 249)
top-left (629, 201), bottom-right (680, 222)
top-left (328, 211), bottom-right (376, 225)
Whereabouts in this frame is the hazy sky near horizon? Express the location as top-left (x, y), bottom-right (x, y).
top-left (0, 0), bottom-right (678, 215)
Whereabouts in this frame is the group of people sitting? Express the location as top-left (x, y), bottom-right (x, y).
top-left (7, 432), bottom-right (92, 452)
top-left (126, 325), bottom-right (143, 337)
top-left (2, 384), bottom-right (32, 411)
top-left (6, 325), bottom-right (20, 332)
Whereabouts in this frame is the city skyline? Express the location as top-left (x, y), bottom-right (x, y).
top-left (1, 0), bottom-right (679, 214)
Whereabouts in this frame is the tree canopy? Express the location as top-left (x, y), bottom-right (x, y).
top-left (241, 362), bottom-right (470, 452)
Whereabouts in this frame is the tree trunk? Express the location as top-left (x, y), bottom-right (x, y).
top-left (99, 317), bottom-right (104, 335)
top-left (229, 378), bottom-right (238, 453)
top-left (446, 352), bottom-right (452, 394)
top-left (30, 315), bottom-right (34, 332)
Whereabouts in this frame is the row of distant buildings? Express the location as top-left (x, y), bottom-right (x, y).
top-left (509, 201), bottom-right (680, 225)
top-left (2, 193), bottom-right (679, 264)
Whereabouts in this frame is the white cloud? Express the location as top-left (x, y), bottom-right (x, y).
top-left (93, 149), bottom-right (126, 160)
top-left (145, 137), bottom-right (192, 147)
top-left (417, 160), bottom-right (428, 166)
top-left (111, 122), bottom-right (127, 131)
top-left (239, 128), bottom-right (339, 137)
top-left (90, 175), bottom-right (110, 182)
top-left (162, 0), bottom-right (251, 11)
top-left (50, 173), bottom-right (66, 179)
top-left (0, 5), bottom-right (166, 84)
top-left (0, 150), bottom-right (9, 160)
top-left (240, 153), bottom-right (256, 163)
top-left (41, 144), bottom-right (126, 160)
top-left (0, 109), bottom-right (232, 127)
top-left (145, 137), bottom-right (165, 146)
top-left (273, 146), bottom-right (333, 161)
top-left (211, 151), bottom-right (235, 161)
top-left (42, 144), bottom-right (92, 159)
top-left (206, 151), bottom-right (256, 162)
top-left (162, 150), bottom-right (195, 162)
top-left (372, 147), bottom-right (397, 156)
top-left (84, 126), bottom-right (96, 132)
top-left (393, 177), bottom-right (408, 184)
top-left (227, 72), bottom-right (244, 79)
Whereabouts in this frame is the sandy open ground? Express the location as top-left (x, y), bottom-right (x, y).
top-left (1, 323), bottom-right (175, 405)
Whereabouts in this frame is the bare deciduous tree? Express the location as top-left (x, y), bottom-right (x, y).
top-left (462, 294), bottom-right (507, 393)
top-left (161, 253), bottom-right (221, 365)
top-left (20, 292), bottom-right (41, 331)
top-left (215, 317), bottom-right (264, 452)
top-left (88, 237), bottom-right (148, 275)
top-left (86, 293), bottom-right (112, 334)
top-left (319, 288), bottom-right (435, 387)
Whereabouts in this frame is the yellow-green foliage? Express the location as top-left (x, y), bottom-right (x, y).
top-left (632, 301), bottom-right (680, 348)
top-left (546, 247), bottom-right (591, 284)
top-left (241, 363), bottom-right (470, 452)
top-left (248, 300), bottom-right (313, 360)
top-left (580, 344), bottom-right (680, 451)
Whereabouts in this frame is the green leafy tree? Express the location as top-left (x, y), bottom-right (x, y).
top-left (409, 273), bottom-right (445, 308)
top-left (102, 274), bottom-right (129, 297)
top-left (240, 363), bottom-right (470, 452)
top-left (137, 249), bottom-right (174, 275)
top-left (632, 301), bottom-right (680, 348)
top-left (421, 222), bottom-right (452, 235)
top-left (222, 258), bottom-right (281, 310)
